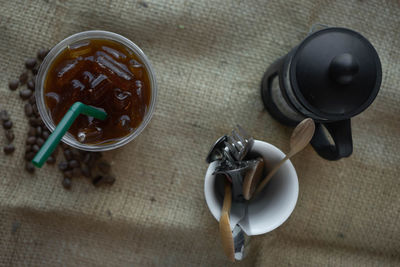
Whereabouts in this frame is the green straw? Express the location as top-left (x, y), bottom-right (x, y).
top-left (32, 102), bottom-right (107, 168)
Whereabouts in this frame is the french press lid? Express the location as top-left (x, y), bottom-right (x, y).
top-left (290, 27), bottom-right (382, 120)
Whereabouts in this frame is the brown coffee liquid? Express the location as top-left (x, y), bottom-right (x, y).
top-left (44, 39), bottom-right (151, 144)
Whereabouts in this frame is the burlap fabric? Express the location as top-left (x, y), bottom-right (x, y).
top-left (0, 0), bottom-right (399, 266)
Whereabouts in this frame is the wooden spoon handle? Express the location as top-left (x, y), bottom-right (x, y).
top-left (254, 155), bottom-right (289, 196)
top-left (219, 180), bottom-right (235, 262)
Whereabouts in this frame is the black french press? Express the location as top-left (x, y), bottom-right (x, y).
top-left (261, 26), bottom-right (382, 160)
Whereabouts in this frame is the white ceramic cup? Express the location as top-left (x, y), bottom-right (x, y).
top-left (204, 140), bottom-right (299, 236)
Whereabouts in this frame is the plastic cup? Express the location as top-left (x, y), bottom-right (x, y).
top-left (35, 30), bottom-right (157, 151)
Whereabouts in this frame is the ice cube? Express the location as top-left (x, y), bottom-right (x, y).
top-left (89, 74), bottom-right (113, 103)
top-left (116, 115), bottom-right (132, 132)
top-left (102, 46), bottom-right (127, 60)
top-left (68, 40), bottom-right (92, 58)
top-left (111, 88), bottom-right (132, 111)
top-left (95, 51), bottom-right (133, 80)
top-left (71, 79), bottom-right (85, 91)
top-left (77, 126), bottom-right (103, 143)
top-left (128, 59), bottom-right (144, 79)
top-left (82, 71), bottom-right (94, 83)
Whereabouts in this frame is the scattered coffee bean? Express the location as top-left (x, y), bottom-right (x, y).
top-left (27, 136), bottom-right (36, 145)
top-left (92, 174), bottom-right (115, 186)
top-left (3, 120), bottom-right (12, 130)
top-left (24, 103), bottom-right (33, 117)
top-left (36, 126), bottom-right (42, 136)
top-left (19, 71), bottom-right (28, 84)
top-left (37, 48), bottom-right (49, 60)
top-left (8, 80), bottom-right (19, 91)
top-left (0, 110), bottom-right (10, 121)
top-left (36, 137), bottom-right (44, 147)
top-left (68, 159), bottom-right (80, 169)
top-left (58, 161), bottom-right (69, 171)
top-left (31, 64), bottom-right (39, 75)
top-left (62, 177), bottom-right (72, 189)
top-left (32, 144), bottom-right (40, 153)
top-left (3, 144), bottom-right (15, 155)
top-left (27, 79), bottom-right (35, 90)
top-left (5, 130), bottom-right (15, 142)
top-left (32, 104), bottom-right (39, 116)
top-left (29, 95), bottom-right (36, 104)
top-left (25, 145), bottom-right (32, 152)
top-left (25, 162), bottom-right (35, 173)
top-left (83, 153), bottom-right (92, 164)
top-left (71, 149), bottom-right (81, 160)
top-left (81, 164), bottom-right (91, 178)
top-left (64, 149), bottom-right (73, 161)
top-left (64, 170), bottom-right (73, 178)
top-left (20, 89), bottom-right (33, 100)
top-left (61, 143), bottom-right (69, 150)
top-left (46, 156), bottom-right (56, 164)
top-left (72, 167), bottom-right (81, 177)
top-left (28, 127), bottom-right (36, 136)
top-left (25, 151), bottom-right (35, 161)
top-left (29, 117), bottom-right (41, 126)
top-left (97, 160), bottom-right (111, 174)
top-left (25, 58), bottom-right (37, 69)
top-left (42, 130), bottom-right (50, 139)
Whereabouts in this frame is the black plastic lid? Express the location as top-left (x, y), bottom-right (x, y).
top-left (290, 27), bottom-right (382, 120)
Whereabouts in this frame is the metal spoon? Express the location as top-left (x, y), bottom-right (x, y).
top-left (254, 118), bottom-right (315, 196)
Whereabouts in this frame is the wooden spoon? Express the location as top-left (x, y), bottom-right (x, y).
top-left (219, 179), bottom-right (235, 262)
top-left (254, 118), bottom-right (315, 196)
top-left (242, 157), bottom-right (264, 200)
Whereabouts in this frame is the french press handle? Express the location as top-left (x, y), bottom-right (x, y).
top-left (310, 119), bottom-right (353, 160)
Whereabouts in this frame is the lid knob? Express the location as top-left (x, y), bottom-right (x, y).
top-left (329, 53), bottom-right (359, 85)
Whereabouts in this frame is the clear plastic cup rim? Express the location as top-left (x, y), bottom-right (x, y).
top-left (35, 30), bottom-right (157, 151)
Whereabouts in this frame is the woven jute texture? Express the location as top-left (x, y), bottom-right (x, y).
top-left (0, 0), bottom-right (399, 266)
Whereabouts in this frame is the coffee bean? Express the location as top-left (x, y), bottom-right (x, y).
top-left (20, 89), bottom-right (33, 100)
top-left (83, 153), bottom-right (92, 164)
top-left (32, 144), bottom-right (40, 153)
top-left (36, 126), bottom-right (42, 136)
top-left (32, 104), bottom-right (38, 116)
top-left (3, 120), bottom-right (12, 130)
top-left (32, 64), bottom-right (39, 75)
top-left (72, 167), bottom-right (81, 177)
top-left (68, 159), bottom-right (80, 169)
top-left (62, 177), bottom-right (72, 189)
top-left (29, 95), bottom-right (36, 104)
top-left (25, 162), bottom-right (35, 173)
top-left (19, 71), bottom-right (28, 85)
top-left (3, 144), bottom-right (15, 155)
top-left (29, 117), bottom-right (40, 126)
top-left (64, 170), bottom-right (73, 178)
top-left (46, 156), bottom-right (56, 164)
top-left (71, 149), bottom-right (81, 160)
top-left (27, 79), bottom-right (35, 90)
top-left (64, 149), bottom-right (73, 161)
top-left (25, 58), bottom-right (37, 69)
top-left (61, 143), bottom-right (70, 150)
top-left (0, 110), bottom-right (9, 121)
top-left (24, 103), bottom-right (33, 117)
top-left (81, 164), bottom-right (91, 178)
top-left (8, 80), bottom-right (19, 90)
top-left (28, 127), bottom-right (36, 136)
top-left (37, 48), bottom-right (49, 61)
top-left (27, 136), bottom-right (36, 145)
top-left (5, 130), bottom-right (15, 142)
top-left (42, 130), bottom-right (50, 139)
top-left (36, 137), bottom-right (44, 147)
top-left (25, 151), bottom-right (35, 161)
top-left (92, 174), bottom-right (115, 186)
top-left (58, 161), bottom-right (69, 171)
